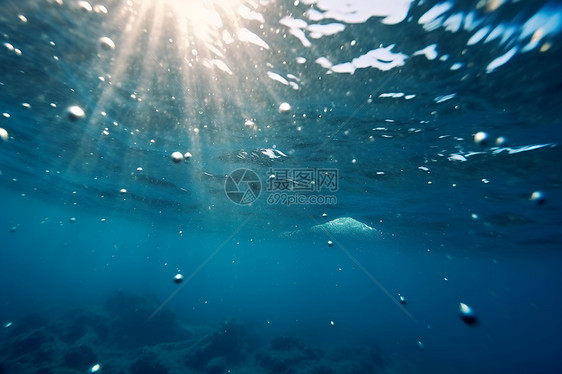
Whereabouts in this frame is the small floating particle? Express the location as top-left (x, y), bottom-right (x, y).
top-left (398, 294), bottom-right (407, 305)
top-left (322, 213), bottom-right (327, 219)
top-left (183, 152), bottom-right (192, 160)
top-left (171, 151), bottom-right (183, 163)
top-left (3, 321), bottom-right (13, 328)
top-left (330, 320), bottom-right (334, 326)
top-left (69, 217), bottom-right (76, 223)
top-left (417, 340), bottom-right (424, 349)
top-left (119, 188), bottom-right (127, 194)
top-left (327, 240), bottom-right (333, 247)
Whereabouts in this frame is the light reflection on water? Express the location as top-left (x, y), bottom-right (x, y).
top-left (0, 0), bottom-right (560, 229)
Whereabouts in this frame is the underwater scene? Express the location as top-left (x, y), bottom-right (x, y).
top-left (1, 0), bottom-right (561, 373)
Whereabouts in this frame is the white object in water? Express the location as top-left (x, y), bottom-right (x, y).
top-left (0, 128), bottom-right (8, 142)
top-left (174, 273), bottom-right (184, 284)
top-left (278, 102), bottom-right (291, 114)
top-left (171, 151), bottom-right (183, 163)
top-left (459, 302), bottom-right (477, 325)
top-left (67, 106), bottom-right (86, 121)
top-left (473, 131), bottom-right (489, 146)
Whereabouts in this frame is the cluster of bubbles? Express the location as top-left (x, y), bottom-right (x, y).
top-left (77, 1), bottom-right (108, 15)
top-left (318, 212), bottom-right (478, 351)
top-left (474, 131), bottom-right (546, 205)
top-left (58, 105), bottom-right (200, 169)
top-left (171, 151), bottom-right (192, 163)
top-left (243, 102), bottom-right (291, 131)
top-left (473, 131), bottom-right (506, 147)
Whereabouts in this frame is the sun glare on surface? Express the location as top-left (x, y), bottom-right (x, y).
top-left (90, 0), bottom-right (271, 146)
top-left (79, 0), bottom-right (278, 206)
top-left (157, 0), bottom-right (243, 43)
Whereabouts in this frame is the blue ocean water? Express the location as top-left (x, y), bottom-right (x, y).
top-left (1, 0), bottom-right (562, 373)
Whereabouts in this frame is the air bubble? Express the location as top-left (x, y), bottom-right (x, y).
top-left (0, 128), bottom-right (8, 142)
top-left (530, 191), bottom-right (545, 205)
top-left (459, 302), bottom-right (477, 325)
top-left (89, 362), bottom-right (102, 373)
top-left (94, 4), bottom-right (108, 14)
top-left (278, 102), bottom-right (291, 114)
top-left (474, 131), bottom-right (489, 146)
top-left (77, 1), bottom-right (93, 12)
top-left (67, 106), bottom-right (86, 121)
top-left (244, 119), bottom-right (256, 130)
top-left (174, 273), bottom-right (184, 284)
top-left (171, 151), bottom-right (183, 163)
top-left (495, 136), bottom-right (507, 146)
top-left (99, 37), bottom-right (115, 51)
